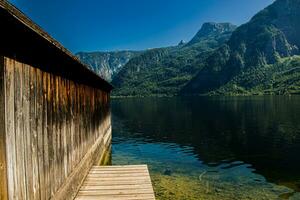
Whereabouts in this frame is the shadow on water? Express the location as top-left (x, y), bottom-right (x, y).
top-left (111, 96), bottom-right (300, 200)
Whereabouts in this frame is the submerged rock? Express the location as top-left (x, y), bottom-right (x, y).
top-left (163, 168), bottom-right (172, 176)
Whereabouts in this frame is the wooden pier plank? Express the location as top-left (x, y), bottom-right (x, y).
top-left (75, 165), bottom-right (155, 200)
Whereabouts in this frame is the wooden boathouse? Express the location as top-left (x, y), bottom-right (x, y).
top-left (0, 1), bottom-right (155, 199)
top-left (0, 1), bottom-right (113, 200)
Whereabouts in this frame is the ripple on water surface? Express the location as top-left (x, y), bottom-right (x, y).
top-left (111, 97), bottom-right (300, 200)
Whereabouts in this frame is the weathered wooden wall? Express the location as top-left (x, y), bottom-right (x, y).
top-left (3, 57), bottom-right (112, 200)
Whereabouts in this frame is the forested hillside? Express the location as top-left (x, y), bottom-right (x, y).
top-left (181, 0), bottom-right (300, 95)
top-left (81, 0), bottom-right (300, 96)
top-left (112, 23), bottom-right (237, 96)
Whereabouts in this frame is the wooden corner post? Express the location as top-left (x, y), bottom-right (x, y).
top-left (0, 56), bottom-right (8, 200)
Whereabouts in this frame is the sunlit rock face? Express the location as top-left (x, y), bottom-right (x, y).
top-left (182, 0), bottom-right (300, 95)
top-left (188, 22), bottom-right (237, 46)
top-left (76, 50), bottom-right (141, 81)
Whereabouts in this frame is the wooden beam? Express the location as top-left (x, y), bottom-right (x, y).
top-left (0, 1), bottom-right (113, 92)
top-left (0, 56), bottom-right (8, 200)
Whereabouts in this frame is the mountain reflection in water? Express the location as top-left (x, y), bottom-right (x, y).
top-left (111, 96), bottom-right (300, 200)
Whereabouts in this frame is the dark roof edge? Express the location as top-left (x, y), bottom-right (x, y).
top-left (0, 0), bottom-right (113, 91)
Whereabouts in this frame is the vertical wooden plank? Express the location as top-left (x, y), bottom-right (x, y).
top-left (99, 90), bottom-right (103, 137)
top-left (88, 87), bottom-right (91, 148)
top-left (66, 79), bottom-right (71, 175)
top-left (3, 58), bottom-right (16, 200)
top-left (62, 78), bottom-right (68, 178)
top-left (91, 88), bottom-right (95, 147)
top-left (60, 76), bottom-right (63, 187)
top-left (94, 89), bottom-right (97, 141)
top-left (56, 76), bottom-right (62, 188)
top-left (29, 66), bottom-right (40, 200)
top-left (82, 86), bottom-right (85, 158)
top-left (87, 86), bottom-right (90, 154)
top-left (82, 86), bottom-right (86, 157)
top-left (95, 90), bottom-right (99, 140)
top-left (81, 85), bottom-right (84, 158)
top-left (94, 90), bottom-right (97, 140)
top-left (93, 89), bottom-right (96, 142)
top-left (86, 86), bottom-right (89, 154)
top-left (99, 90), bottom-right (102, 138)
top-left (52, 74), bottom-right (58, 193)
top-left (55, 76), bottom-right (60, 188)
top-left (42, 71), bottom-right (50, 200)
top-left (60, 78), bottom-right (64, 180)
top-left (96, 91), bottom-right (99, 138)
top-left (70, 81), bottom-right (75, 170)
top-left (86, 87), bottom-right (90, 150)
top-left (79, 85), bottom-right (83, 161)
top-left (59, 77), bottom-right (63, 180)
top-left (87, 87), bottom-right (91, 154)
top-left (70, 81), bottom-right (76, 169)
top-left (89, 88), bottom-right (92, 147)
top-left (75, 83), bottom-right (79, 166)
top-left (69, 81), bottom-right (73, 170)
top-left (14, 59), bottom-right (27, 200)
top-left (99, 90), bottom-right (102, 137)
top-left (92, 89), bottom-right (96, 142)
top-left (47, 73), bottom-right (54, 197)
top-left (76, 85), bottom-right (80, 164)
top-left (74, 84), bottom-right (79, 166)
top-left (63, 78), bottom-right (68, 179)
top-left (0, 56), bottom-right (8, 200)
top-left (20, 63), bottom-right (26, 200)
top-left (36, 68), bottom-right (45, 200)
top-left (23, 63), bottom-right (33, 200)
top-left (88, 87), bottom-right (92, 150)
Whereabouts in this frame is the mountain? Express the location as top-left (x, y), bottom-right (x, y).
top-left (76, 51), bottom-right (141, 81)
top-left (182, 0), bottom-right (300, 95)
top-left (112, 22), bottom-right (237, 96)
top-left (188, 22), bottom-right (237, 46)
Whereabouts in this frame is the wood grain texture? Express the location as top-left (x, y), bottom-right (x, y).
top-left (14, 59), bottom-right (26, 200)
top-left (0, 56), bottom-right (8, 200)
top-left (52, 127), bottom-right (112, 200)
top-left (75, 165), bottom-right (155, 200)
top-left (3, 57), bottom-right (112, 200)
top-left (23, 63), bottom-right (33, 200)
top-left (1, 3), bottom-right (113, 200)
top-left (4, 58), bottom-right (16, 200)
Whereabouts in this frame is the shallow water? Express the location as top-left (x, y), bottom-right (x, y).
top-left (111, 96), bottom-right (300, 200)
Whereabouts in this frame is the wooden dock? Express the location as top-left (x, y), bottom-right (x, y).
top-left (75, 165), bottom-right (156, 200)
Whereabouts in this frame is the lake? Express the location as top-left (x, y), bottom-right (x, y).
top-left (111, 96), bottom-right (300, 200)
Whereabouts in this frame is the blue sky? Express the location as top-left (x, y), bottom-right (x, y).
top-left (10, 0), bottom-right (274, 53)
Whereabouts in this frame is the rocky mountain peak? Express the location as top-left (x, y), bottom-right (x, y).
top-left (178, 40), bottom-right (186, 46)
top-left (188, 22), bottom-right (237, 45)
